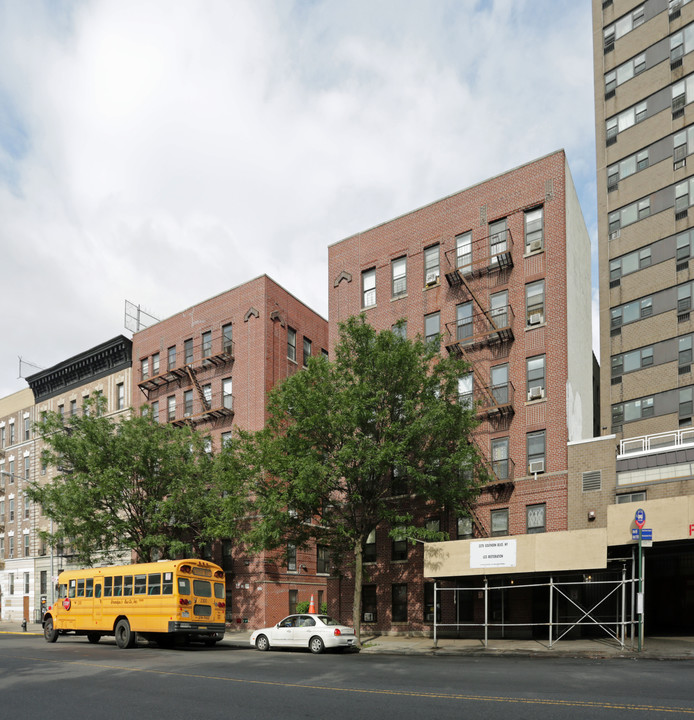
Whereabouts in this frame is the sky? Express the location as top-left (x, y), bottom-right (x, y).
top-left (0, 0), bottom-right (598, 399)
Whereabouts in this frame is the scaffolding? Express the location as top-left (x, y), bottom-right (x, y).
top-left (433, 558), bottom-right (638, 649)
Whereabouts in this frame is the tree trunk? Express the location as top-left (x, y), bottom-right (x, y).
top-left (352, 541), bottom-right (363, 646)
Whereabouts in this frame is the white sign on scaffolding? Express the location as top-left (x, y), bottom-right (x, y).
top-left (470, 539), bottom-right (517, 568)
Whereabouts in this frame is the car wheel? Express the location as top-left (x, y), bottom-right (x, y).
top-left (309, 636), bottom-right (325, 654)
top-left (115, 619), bottom-right (136, 649)
top-left (255, 634), bottom-right (270, 651)
top-left (43, 618), bottom-right (59, 643)
top-left (87, 632), bottom-right (101, 644)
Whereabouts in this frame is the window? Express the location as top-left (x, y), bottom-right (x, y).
top-left (10, 498), bottom-right (15, 521)
top-left (287, 544), bottom-right (297, 572)
top-left (202, 331), bottom-right (212, 358)
top-left (364, 529), bottom-right (377, 563)
top-left (288, 589), bottom-right (298, 615)
top-left (681, 337), bottom-right (693, 368)
top-left (392, 256), bottom-right (407, 297)
top-left (222, 324), bottom-right (233, 355)
top-left (202, 384), bottom-right (212, 406)
top-left (24, 417), bottom-right (30, 441)
top-left (490, 509), bottom-right (509, 537)
top-left (526, 355), bottom-right (546, 399)
top-left (391, 527), bottom-right (407, 561)
top-left (223, 378), bottom-right (233, 410)
top-left (116, 383), bottom-right (125, 410)
top-left (524, 207), bottom-right (543, 252)
top-left (611, 296), bottom-right (653, 329)
top-left (24, 457), bottom-right (30, 482)
top-left (82, 395), bottom-right (90, 417)
top-left (609, 246), bottom-right (652, 283)
top-left (612, 396), bottom-right (655, 427)
top-left (391, 466), bottom-right (408, 496)
top-left (392, 321), bottom-right (407, 339)
top-left (603, 5), bottom-right (644, 53)
top-left (616, 491), bottom-right (646, 504)
top-left (424, 312), bottom-right (440, 347)
top-left (605, 52), bottom-right (647, 96)
top-left (363, 585), bottom-right (377, 623)
top-left (457, 516), bottom-right (473, 539)
top-left (287, 327), bottom-right (297, 362)
top-left (184, 390), bottom-right (193, 417)
top-left (151, 400), bottom-right (159, 423)
top-left (608, 197), bottom-right (650, 234)
top-left (527, 504), bottom-right (546, 534)
top-left (680, 387), bottom-right (693, 418)
top-left (458, 374), bottom-right (473, 408)
top-left (424, 245), bottom-right (440, 286)
top-left (303, 337), bottom-right (312, 366)
top-left (424, 583), bottom-right (441, 623)
top-left (0, 427), bottom-right (4, 448)
top-left (57, 405), bottom-right (64, 419)
top-left (489, 218), bottom-right (508, 260)
top-left (184, 338), bottom-right (194, 365)
top-left (24, 536), bottom-right (30, 558)
top-left (362, 268), bottom-right (376, 307)
top-left (606, 101), bottom-right (648, 143)
top-left (456, 302), bottom-right (473, 342)
top-left (151, 352), bottom-right (160, 376)
top-left (456, 232), bottom-right (472, 274)
top-left (491, 364), bottom-right (509, 405)
top-left (141, 357), bottom-right (149, 381)
top-left (392, 583), bottom-right (408, 623)
top-left (221, 431), bottom-right (232, 448)
top-left (40, 570), bottom-right (47, 595)
top-left (9, 573), bottom-right (14, 594)
top-left (490, 290), bottom-right (508, 329)
top-left (607, 149), bottom-right (649, 189)
top-left (9, 461), bottom-right (14, 483)
top-left (527, 430), bottom-right (546, 473)
top-left (526, 280), bottom-right (545, 325)
top-left (491, 437), bottom-right (509, 480)
top-left (167, 395), bottom-right (176, 422)
top-left (167, 346), bottom-right (176, 370)
top-left (672, 75), bottom-right (694, 115)
top-left (70, 399), bottom-right (77, 417)
top-left (612, 346), bottom-right (654, 377)
top-left (317, 545), bottom-right (330, 574)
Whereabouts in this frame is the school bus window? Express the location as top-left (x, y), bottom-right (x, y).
top-left (134, 575), bottom-right (147, 595)
top-left (114, 576), bottom-right (123, 596)
top-left (193, 579), bottom-right (211, 597)
top-left (76, 579), bottom-right (85, 597)
top-left (59, 584), bottom-right (67, 598)
top-left (124, 575), bottom-right (133, 596)
top-left (178, 577), bottom-right (190, 595)
top-left (95, 584), bottom-right (102, 598)
top-left (69, 579), bottom-right (76, 598)
top-left (214, 583), bottom-right (224, 599)
top-left (104, 577), bottom-right (112, 597)
top-left (86, 579), bottom-right (94, 597)
top-left (148, 573), bottom-right (161, 595)
top-left (163, 572), bottom-right (173, 595)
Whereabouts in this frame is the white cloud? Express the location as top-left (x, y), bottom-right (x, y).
top-left (0, 0), bottom-right (596, 397)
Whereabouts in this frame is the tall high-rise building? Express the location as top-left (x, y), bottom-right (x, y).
top-left (590, 0), bottom-right (694, 633)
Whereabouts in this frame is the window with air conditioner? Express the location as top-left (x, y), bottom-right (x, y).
top-left (526, 280), bottom-right (545, 327)
top-left (524, 207), bottom-right (543, 253)
top-left (424, 245), bottom-right (440, 286)
top-left (527, 430), bottom-right (546, 474)
top-left (526, 355), bottom-right (545, 400)
top-left (362, 585), bottom-right (377, 623)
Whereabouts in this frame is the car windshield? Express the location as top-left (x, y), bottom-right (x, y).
top-left (317, 615), bottom-right (340, 626)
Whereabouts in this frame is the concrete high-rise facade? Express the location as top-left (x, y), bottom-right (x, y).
top-left (591, 0), bottom-right (694, 633)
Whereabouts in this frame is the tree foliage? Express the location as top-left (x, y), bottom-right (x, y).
top-left (29, 395), bottom-right (231, 565)
top-left (236, 315), bottom-right (487, 642)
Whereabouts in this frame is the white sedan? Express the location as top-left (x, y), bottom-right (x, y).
top-left (250, 614), bottom-right (356, 654)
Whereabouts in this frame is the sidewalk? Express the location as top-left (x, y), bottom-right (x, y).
top-left (3, 621), bottom-right (694, 659)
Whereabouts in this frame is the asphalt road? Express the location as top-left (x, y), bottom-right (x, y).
top-left (1, 634), bottom-right (693, 719)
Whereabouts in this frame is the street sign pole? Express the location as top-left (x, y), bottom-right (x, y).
top-left (638, 528), bottom-right (643, 652)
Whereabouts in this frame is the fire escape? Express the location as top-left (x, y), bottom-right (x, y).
top-left (137, 337), bottom-right (235, 427)
top-left (443, 228), bottom-right (517, 536)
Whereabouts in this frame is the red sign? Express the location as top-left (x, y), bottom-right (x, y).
top-left (63, 598), bottom-right (71, 611)
top-left (689, 524), bottom-right (694, 537)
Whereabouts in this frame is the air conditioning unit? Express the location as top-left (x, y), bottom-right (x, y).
top-left (527, 386), bottom-right (544, 401)
top-left (529, 459), bottom-right (545, 474)
top-left (529, 239), bottom-right (542, 253)
top-left (609, 230), bottom-right (620, 241)
top-left (528, 313), bottom-right (543, 326)
top-left (363, 613), bottom-right (374, 622)
top-left (425, 272), bottom-right (439, 286)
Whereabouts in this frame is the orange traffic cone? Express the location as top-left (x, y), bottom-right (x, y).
top-left (308, 594), bottom-right (316, 613)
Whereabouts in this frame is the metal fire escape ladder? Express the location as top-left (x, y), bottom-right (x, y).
top-left (186, 366), bottom-right (211, 411)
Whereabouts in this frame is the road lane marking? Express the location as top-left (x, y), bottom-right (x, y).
top-left (6, 653), bottom-right (694, 715)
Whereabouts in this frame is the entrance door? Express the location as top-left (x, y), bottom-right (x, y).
top-left (23, 595), bottom-right (29, 622)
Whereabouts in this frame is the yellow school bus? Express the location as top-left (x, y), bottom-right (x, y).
top-left (42, 558), bottom-right (226, 648)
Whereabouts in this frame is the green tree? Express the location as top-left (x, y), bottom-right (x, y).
top-left (29, 395), bottom-right (229, 565)
top-left (239, 315), bottom-right (487, 643)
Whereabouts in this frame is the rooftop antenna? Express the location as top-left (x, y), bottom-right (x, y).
top-left (124, 300), bottom-right (159, 333)
top-left (18, 356), bottom-right (44, 379)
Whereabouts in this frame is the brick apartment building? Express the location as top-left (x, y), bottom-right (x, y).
top-left (130, 274), bottom-right (330, 629)
top-left (0, 336), bottom-right (133, 623)
top-left (327, 151), bottom-right (594, 634)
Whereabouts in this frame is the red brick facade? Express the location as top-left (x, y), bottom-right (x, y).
top-left (327, 152), bottom-right (589, 633)
top-left (131, 275), bottom-right (329, 629)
